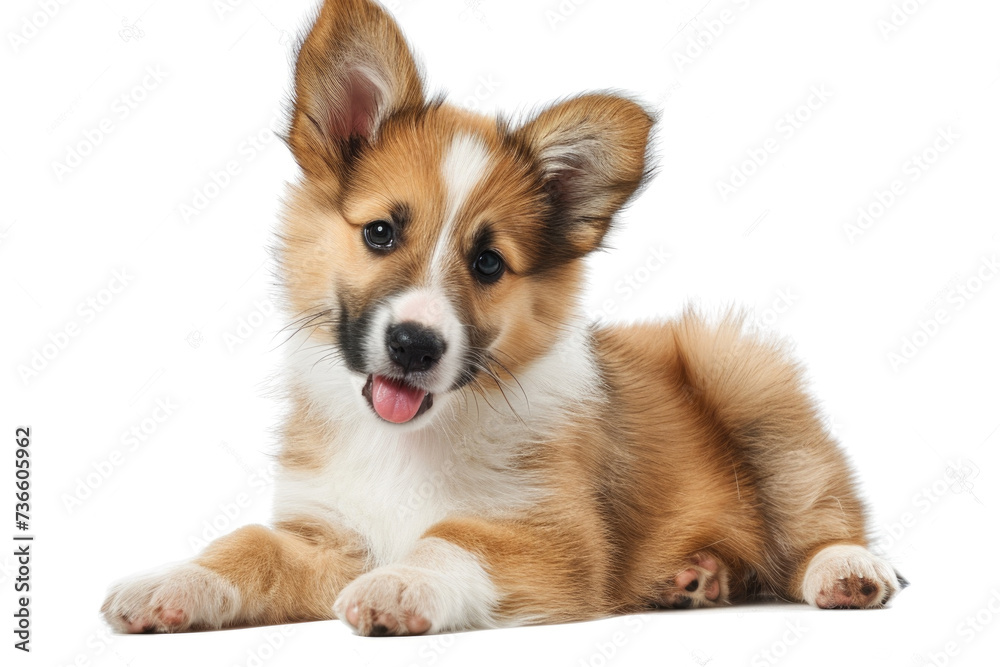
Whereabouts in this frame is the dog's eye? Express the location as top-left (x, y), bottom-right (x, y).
top-left (472, 250), bottom-right (504, 283)
top-left (363, 220), bottom-right (394, 249)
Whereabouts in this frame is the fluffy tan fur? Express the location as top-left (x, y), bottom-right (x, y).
top-left (101, 0), bottom-right (901, 635)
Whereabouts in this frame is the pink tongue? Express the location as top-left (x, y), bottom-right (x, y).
top-left (371, 375), bottom-right (428, 423)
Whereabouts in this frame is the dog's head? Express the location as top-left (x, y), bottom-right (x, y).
top-left (280, 0), bottom-right (653, 428)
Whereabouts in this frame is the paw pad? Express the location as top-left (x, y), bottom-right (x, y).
top-left (335, 567), bottom-right (437, 636)
top-left (802, 544), bottom-right (901, 609)
top-left (658, 552), bottom-right (729, 609)
top-left (101, 563), bottom-right (239, 633)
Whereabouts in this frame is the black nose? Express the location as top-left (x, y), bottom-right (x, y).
top-left (386, 323), bottom-right (445, 373)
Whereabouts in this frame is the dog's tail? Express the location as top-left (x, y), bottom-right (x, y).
top-left (669, 307), bottom-right (816, 437)
top-left (668, 307), bottom-right (872, 592)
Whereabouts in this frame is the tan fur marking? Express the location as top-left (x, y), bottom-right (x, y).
top-left (104, 0), bottom-right (898, 636)
top-left (195, 522), bottom-right (365, 625)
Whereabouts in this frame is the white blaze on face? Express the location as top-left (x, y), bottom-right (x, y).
top-left (394, 290), bottom-right (448, 326)
top-left (368, 133), bottom-right (492, 397)
top-left (429, 133), bottom-right (492, 283)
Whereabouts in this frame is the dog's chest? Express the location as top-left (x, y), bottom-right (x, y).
top-left (272, 426), bottom-right (538, 566)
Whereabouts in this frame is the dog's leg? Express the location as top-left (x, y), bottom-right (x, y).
top-left (796, 543), bottom-right (901, 609)
top-left (334, 517), bottom-right (610, 635)
top-left (663, 313), bottom-right (906, 608)
top-left (656, 552), bottom-right (731, 609)
top-left (102, 521), bottom-right (364, 632)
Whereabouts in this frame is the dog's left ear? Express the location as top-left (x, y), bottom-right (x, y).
top-left (288, 0), bottom-right (424, 182)
top-left (515, 94), bottom-right (654, 255)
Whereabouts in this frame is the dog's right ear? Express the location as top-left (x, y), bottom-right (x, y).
top-left (288, 0), bottom-right (424, 181)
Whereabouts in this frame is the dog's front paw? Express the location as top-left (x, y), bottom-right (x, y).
top-left (333, 566), bottom-right (436, 636)
top-left (101, 563), bottom-right (241, 633)
top-left (334, 538), bottom-right (499, 635)
top-left (802, 544), bottom-right (900, 609)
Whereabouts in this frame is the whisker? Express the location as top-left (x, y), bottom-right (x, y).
top-left (468, 379), bottom-right (502, 417)
top-left (275, 306), bottom-right (329, 336)
top-left (289, 319), bottom-right (336, 355)
top-left (310, 349), bottom-right (344, 373)
top-left (484, 353), bottom-right (528, 408)
top-left (464, 358), bottom-right (530, 424)
top-left (271, 307), bottom-right (334, 353)
top-left (485, 370), bottom-right (526, 425)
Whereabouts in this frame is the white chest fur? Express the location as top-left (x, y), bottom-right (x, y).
top-left (272, 417), bottom-right (542, 566)
top-left (274, 325), bottom-right (600, 566)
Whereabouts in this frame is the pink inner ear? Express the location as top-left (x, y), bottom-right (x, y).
top-left (544, 164), bottom-right (586, 208)
top-left (326, 70), bottom-right (382, 140)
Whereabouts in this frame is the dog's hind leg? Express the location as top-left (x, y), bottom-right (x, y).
top-left (795, 543), bottom-right (902, 608)
top-left (656, 552), bottom-right (731, 609)
top-left (667, 310), bottom-right (906, 608)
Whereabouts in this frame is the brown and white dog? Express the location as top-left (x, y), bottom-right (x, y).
top-left (102, 0), bottom-right (904, 635)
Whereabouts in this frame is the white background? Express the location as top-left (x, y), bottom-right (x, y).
top-left (3, 0), bottom-right (1000, 665)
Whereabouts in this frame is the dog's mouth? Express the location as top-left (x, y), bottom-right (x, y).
top-left (362, 374), bottom-right (434, 424)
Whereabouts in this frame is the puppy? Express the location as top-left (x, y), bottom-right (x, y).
top-left (102, 0), bottom-right (903, 635)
